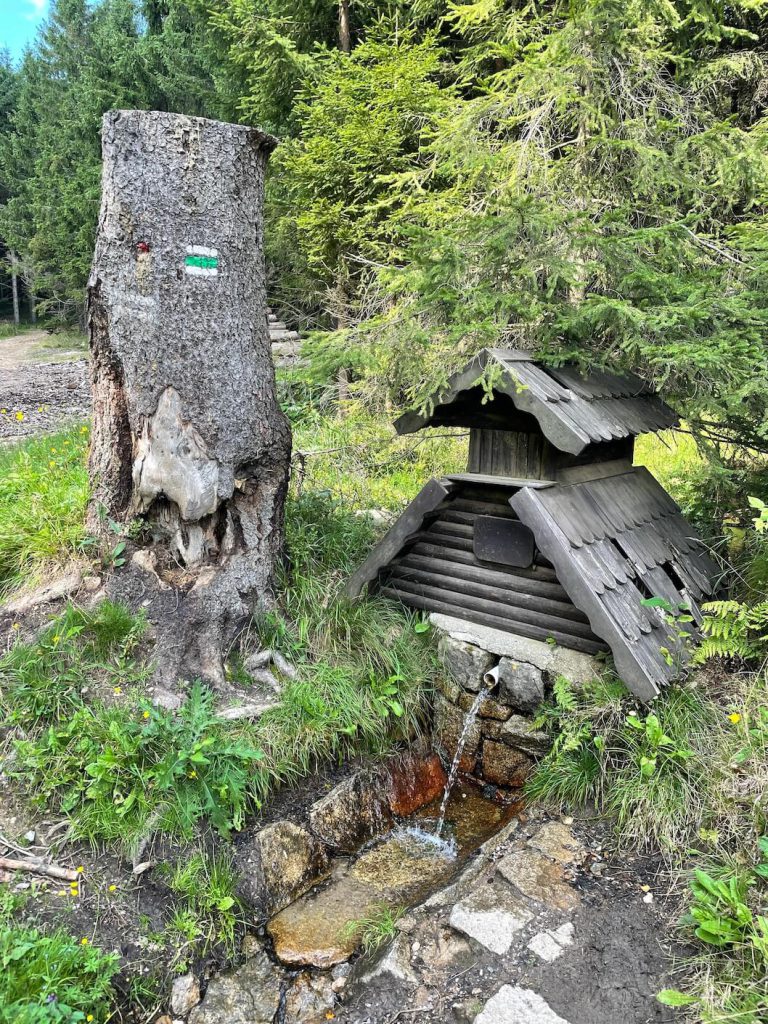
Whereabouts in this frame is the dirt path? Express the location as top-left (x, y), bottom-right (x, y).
top-left (0, 329), bottom-right (90, 443)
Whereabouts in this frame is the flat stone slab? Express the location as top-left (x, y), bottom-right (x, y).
top-left (527, 922), bottom-right (575, 962)
top-left (188, 949), bottom-right (282, 1024)
top-left (449, 882), bottom-right (533, 955)
top-left (497, 850), bottom-right (580, 912)
top-left (430, 614), bottom-right (600, 685)
top-left (528, 822), bottom-right (585, 865)
top-left (268, 874), bottom-right (384, 968)
top-left (474, 985), bottom-right (572, 1024)
top-left (268, 825), bottom-right (460, 970)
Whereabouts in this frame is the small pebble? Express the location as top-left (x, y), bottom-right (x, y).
top-left (642, 893), bottom-right (653, 904)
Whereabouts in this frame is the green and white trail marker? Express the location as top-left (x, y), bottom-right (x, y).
top-left (185, 245), bottom-right (219, 276)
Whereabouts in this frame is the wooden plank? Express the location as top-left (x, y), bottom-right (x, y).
top-left (385, 576), bottom-right (598, 639)
top-left (380, 587), bottom-right (607, 655)
top-left (444, 498), bottom-right (517, 518)
top-left (512, 486), bottom-right (661, 699)
top-left (410, 541), bottom-right (561, 584)
top-left (397, 551), bottom-right (569, 600)
top-left (446, 473), bottom-right (554, 489)
top-left (345, 478), bottom-right (455, 598)
top-left (387, 562), bottom-right (590, 624)
top-left (425, 520), bottom-right (473, 539)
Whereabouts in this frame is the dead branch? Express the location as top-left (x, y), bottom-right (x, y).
top-left (0, 855), bottom-right (79, 882)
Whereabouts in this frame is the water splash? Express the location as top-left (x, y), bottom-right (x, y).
top-left (394, 824), bottom-right (457, 860)
top-left (434, 683), bottom-right (490, 838)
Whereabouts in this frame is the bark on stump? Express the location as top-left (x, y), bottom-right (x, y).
top-left (87, 110), bottom-right (291, 697)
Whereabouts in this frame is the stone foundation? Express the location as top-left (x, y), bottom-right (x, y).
top-left (431, 616), bottom-right (603, 787)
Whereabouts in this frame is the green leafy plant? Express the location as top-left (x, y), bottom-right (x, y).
top-left (657, 838), bottom-right (768, 1018)
top-left (623, 711), bottom-right (693, 780)
top-left (527, 676), bottom-right (720, 852)
top-left (0, 892), bottom-right (118, 1024)
top-left (11, 682), bottom-right (265, 844)
top-left (162, 853), bottom-right (242, 967)
top-left (696, 600), bottom-right (768, 664)
top-left (0, 601), bottom-right (146, 724)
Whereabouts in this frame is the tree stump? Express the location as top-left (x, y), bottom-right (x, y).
top-left (87, 110), bottom-right (291, 696)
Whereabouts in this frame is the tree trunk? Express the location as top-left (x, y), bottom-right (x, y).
top-left (87, 110), bottom-right (291, 699)
top-left (27, 277), bottom-right (36, 324)
top-left (339, 0), bottom-right (351, 53)
top-left (10, 252), bottom-right (19, 326)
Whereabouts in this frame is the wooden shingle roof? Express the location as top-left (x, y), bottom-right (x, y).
top-left (512, 467), bottom-right (721, 699)
top-left (395, 349), bottom-right (678, 454)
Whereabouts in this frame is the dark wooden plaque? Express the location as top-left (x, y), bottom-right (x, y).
top-left (474, 515), bottom-right (535, 568)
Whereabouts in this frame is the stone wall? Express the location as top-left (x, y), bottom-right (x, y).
top-left (431, 617), bottom-right (602, 789)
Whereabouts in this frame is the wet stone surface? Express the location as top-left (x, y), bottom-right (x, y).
top-left (330, 808), bottom-right (680, 1024)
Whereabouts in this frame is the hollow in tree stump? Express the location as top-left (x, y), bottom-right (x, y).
top-left (87, 110), bottom-right (291, 697)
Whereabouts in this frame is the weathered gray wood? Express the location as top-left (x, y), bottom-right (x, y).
top-left (394, 551), bottom-right (571, 601)
top-left (393, 349), bottom-right (678, 454)
top-left (87, 110), bottom-right (290, 693)
top-left (410, 541), bottom-right (561, 584)
top-left (386, 563), bottom-right (590, 623)
top-left (473, 515), bottom-right (535, 568)
top-left (380, 586), bottom-right (606, 655)
top-left (345, 478), bottom-right (455, 598)
top-left (445, 473), bottom-right (554, 488)
top-left (512, 486), bottom-right (661, 699)
top-left (384, 576), bottom-right (598, 639)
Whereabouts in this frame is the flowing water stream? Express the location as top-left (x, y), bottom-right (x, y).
top-left (434, 682), bottom-right (492, 838)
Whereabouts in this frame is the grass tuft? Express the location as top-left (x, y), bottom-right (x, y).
top-left (0, 425), bottom-right (89, 594)
top-left (342, 901), bottom-right (405, 957)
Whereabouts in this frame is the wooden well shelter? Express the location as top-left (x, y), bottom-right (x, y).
top-left (346, 349), bottom-right (721, 700)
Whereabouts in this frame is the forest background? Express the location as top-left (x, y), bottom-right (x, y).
top-left (1, 0), bottom-right (768, 516)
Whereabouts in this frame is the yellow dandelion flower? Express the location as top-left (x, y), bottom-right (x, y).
top-left (49, 460), bottom-right (55, 468)
top-left (108, 884), bottom-right (117, 892)
top-left (76, 866), bottom-right (84, 873)
top-left (15, 411), bottom-right (24, 422)
top-left (142, 710), bottom-right (150, 719)
top-left (113, 687), bottom-right (123, 695)
top-left (37, 407), bottom-right (43, 413)
top-left (729, 712), bottom-right (742, 724)
top-left (87, 1017), bottom-right (94, 1022)
top-left (80, 937), bottom-right (89, 946)
top-left (1, 409), bottom-right (6, 414)
top-left (188, 770), bottom-right (197, 779)
top-left (11, 623), bottom-right (19, 630)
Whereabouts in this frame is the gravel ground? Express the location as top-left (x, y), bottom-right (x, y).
top-left (0, 331), bottom-right (90, 442)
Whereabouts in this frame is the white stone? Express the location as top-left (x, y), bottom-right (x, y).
top-left (430, 614), bottom-right (601, 686)
top-left (449, 887), bottom-right (533, 955)
top-left (358, 933), bottom-right (417, 985)
top-left (527, 923), bottom-right (575, 963)
top-left (473, 986), bottom-right (572, 1024)
top-left (170, 973), bottom-right (200, 1016)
